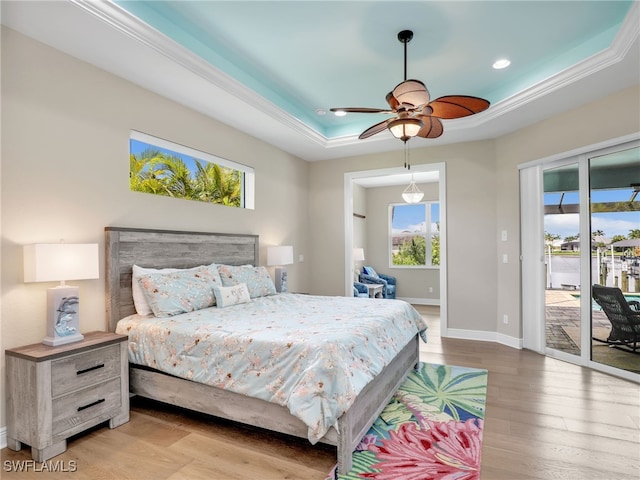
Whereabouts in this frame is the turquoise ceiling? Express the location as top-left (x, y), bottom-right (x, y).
top-left (114, 1), bottom-right (634, 139)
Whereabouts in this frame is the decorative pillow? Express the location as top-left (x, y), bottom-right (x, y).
top-left (363, 266), bottom-right (379, 278)
top-left (132, 265), bottom-right (183, 316)
top-left (137, 264), bottom-right (222, 317)
top-left (213, 283), bottom-right (251, 308)
top-left (217, 264), bottom-right (277, 298)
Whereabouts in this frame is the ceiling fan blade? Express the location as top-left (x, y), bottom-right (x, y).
top-left (416, 116), bottom-right (444, 139)
top-left (392, 79), bottom-right (430, 108)
top-left (330, 107), bottom-right (394, 114)
top-left (386, 92), bottom-right (400, 110)
top-left (428, 95), bottom-right (490, 119)
top-left (359, 120), bottom-right (389, 139)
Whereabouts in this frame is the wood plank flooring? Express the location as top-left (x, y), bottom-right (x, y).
top-left (2, 305), bottom-right (639, 479)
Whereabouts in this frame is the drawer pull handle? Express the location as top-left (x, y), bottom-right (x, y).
top-left (77, 398), bottom-right (105, 412)
top-left (76, 364), bottom-right (105, 375)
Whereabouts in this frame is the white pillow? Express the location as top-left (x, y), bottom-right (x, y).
top-left (132, 265), bottom-right (181, 316)
top-left (213, 283), bottom-right (251, 308)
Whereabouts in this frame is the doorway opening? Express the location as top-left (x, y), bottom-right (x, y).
top-left (343, 163), bottom-right (448, 334)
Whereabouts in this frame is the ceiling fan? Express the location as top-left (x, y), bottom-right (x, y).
top-left (330, 30), bottom-right (490, 141)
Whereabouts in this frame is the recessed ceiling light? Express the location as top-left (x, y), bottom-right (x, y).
top-left (315, 108), bottom-right (326, 116)
top-left (493, 59), bottom-right (511, 69)
top-left (334, 110), bottom-right (347, 117)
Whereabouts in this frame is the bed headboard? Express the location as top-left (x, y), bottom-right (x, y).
top-left (105, 227), bottom-right (259, 332)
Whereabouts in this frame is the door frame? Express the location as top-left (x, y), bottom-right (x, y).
top-left (343, 162), bottom-right (448, 334)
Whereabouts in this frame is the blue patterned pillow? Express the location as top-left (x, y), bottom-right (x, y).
top-left (137, 264), bottom-right (223, 317)
top-left (217, 264), bottom-right (277, 298)
top-left (363, 266), bottom-right (379, 278)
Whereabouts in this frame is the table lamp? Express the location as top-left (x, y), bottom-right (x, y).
top-left (267, 245), bottom-right (293, 293)
top-left (24, 243), bottom-right (99, 346)
top-left (353, 247), bottom-right (365, 281)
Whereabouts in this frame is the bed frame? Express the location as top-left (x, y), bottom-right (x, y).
top-left (105, 226), bottom-right (419, 473)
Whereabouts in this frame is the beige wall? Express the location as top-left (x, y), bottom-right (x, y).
top-left (0, 28), bottom-right (310, 427)
top-left (352, 183), bottom-right (367, 281)
top-left (363, 183), bottom-right (440, 301)
top-left (1, 24), bottom-right (639, 435)
top-left (494, 84), bottom-right (640, 340)
top-left (309, 141), bottom-right (498, 334)
top-left (309, 86), bottom-right (639, 340)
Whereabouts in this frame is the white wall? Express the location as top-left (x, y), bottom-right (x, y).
top-left (0, 27), bottom-right (310, 428)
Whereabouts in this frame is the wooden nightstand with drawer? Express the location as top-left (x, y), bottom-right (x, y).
top-left (5, 331), bottom-right (129, 462)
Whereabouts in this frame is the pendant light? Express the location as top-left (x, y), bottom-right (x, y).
top-left (402, 177), bottom-right (424, 203)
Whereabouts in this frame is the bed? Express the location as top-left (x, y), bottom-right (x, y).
top-left (105, 226), bottom-right (426, 473)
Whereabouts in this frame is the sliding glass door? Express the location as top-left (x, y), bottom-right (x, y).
top-left (543, 161), bottom-right (582, 358)
top-left (589, 146), bottom-right (640, 373)
top-left (521, 138), bottom-right (639, 381)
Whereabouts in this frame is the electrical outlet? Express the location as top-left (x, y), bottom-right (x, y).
top-left (501, 230), bottom-right (508, 241)
top-left (503, 314), bottom-right (509, 324)
top-left (428, 287), bottom-right (433, 293)
top-left (503, 254), bottom-right (508, 263)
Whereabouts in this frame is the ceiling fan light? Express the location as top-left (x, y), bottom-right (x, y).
top-left (388, 117), bottom-right (423, 141)
top-left (402, 180), bottom-right (424, 204)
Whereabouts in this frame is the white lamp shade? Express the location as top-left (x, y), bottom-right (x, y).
top-left (24, 243), bottom-right (99, 283)
top-left (267, 245), bottom-right (294, 266)
top-left (402, 181), bottom-right (425, 204)
top-left (388, 118), bottom-right (423, 140)
top-left (353, 247), bottom-right (365, 262)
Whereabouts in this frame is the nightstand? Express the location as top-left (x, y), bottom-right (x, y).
top-left (5, 331), bottom-right (129, 462)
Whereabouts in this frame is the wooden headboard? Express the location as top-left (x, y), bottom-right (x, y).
top-left (105, 227), bottom-right (259, 332)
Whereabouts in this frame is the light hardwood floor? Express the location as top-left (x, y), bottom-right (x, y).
top-left (2, 305), bottom-right (639, 479)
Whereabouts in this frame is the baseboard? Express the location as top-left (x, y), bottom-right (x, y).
top-left (400, 297), bottom-right (440, 306)
top-left (444, 328), bottom-right (523, 349)
top-left (0, 426), bottom-right (6, 449)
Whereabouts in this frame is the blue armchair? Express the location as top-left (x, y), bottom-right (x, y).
top-left (353, 282), bottom-right (369, 298)
top-left (359, 266), bottom-right (396, 299)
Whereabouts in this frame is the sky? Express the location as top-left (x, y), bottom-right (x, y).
top-left (130, 139), bottom-right (203, 174)
top-left (391, 203), bottom-right (440, 234)
top-left (544, 188), bottom-right (639, 240)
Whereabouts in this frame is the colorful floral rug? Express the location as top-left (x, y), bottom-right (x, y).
top-left (326, 362), bottom-right (488, 480)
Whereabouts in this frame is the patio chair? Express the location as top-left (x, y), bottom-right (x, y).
top-left (592, 284), bottom-right (640, 354)
top-left (353, 282), bottom-right (369, 298)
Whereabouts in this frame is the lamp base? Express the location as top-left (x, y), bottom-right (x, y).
top-left (44, 285), bottom-right (84, 346)
top-left (43, 332), bottom-right (85, 347)
top-left (274, 267), bottom-right (288, 293)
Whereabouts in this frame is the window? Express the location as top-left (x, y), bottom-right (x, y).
top-left (129, 131), bottom-right (255, 209)
top-left (389, 202), bottom-right (440, 267)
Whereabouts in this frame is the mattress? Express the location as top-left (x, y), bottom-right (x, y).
top-left (115, 293), bottom-right (427, 442)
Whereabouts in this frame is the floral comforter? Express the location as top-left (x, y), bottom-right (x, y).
top-left (115, 293), bottom-right (427, 443)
